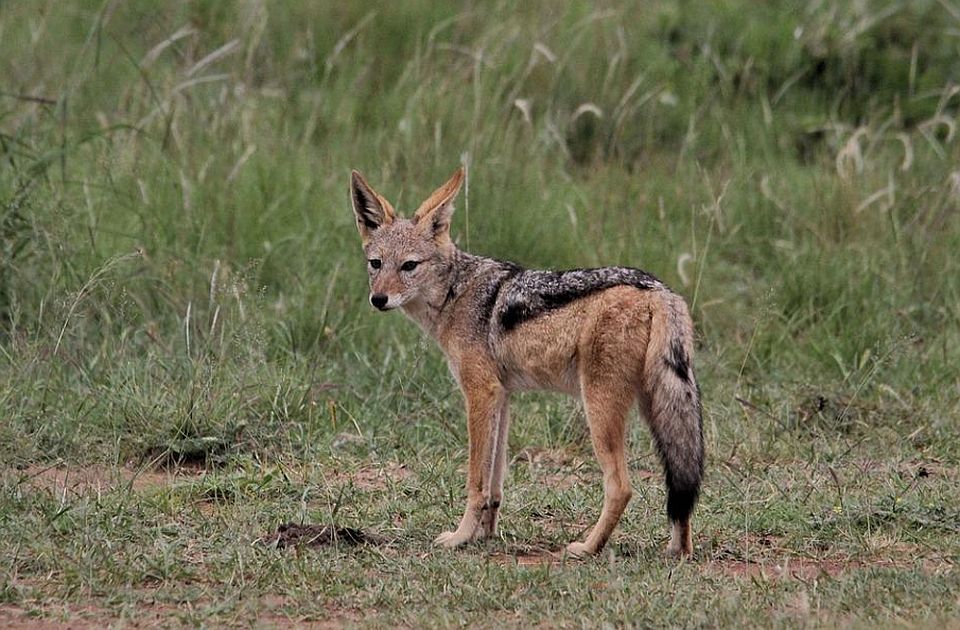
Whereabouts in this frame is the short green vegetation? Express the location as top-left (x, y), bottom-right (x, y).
top-left (1, 1), bottom-right (958, 626)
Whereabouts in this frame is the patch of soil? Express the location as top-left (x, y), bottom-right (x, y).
top-left (0, 602), bottom-right (182, 630)
top-left (9, 464), bottom-right (188, 497)
top-left (514, 447), bottom-right (590, 491)
top-left (531, 469), bottom-right (585, 491)
top-left (512, 447), bottom-right (659, 492)
top-left (850, 458), bottom-right (954, 481)
top-left (310, 461), bottom-right (412, 492)
top-left (708, 558), bottom-right (851, 580)
top-left (0, 604), bottom-right (102, 630)
top-left (490, 551), bottom-right (563, 567)
top-left (0, 599), bottom-right (356, 629)
top-left (707, 552), bottom-right (953, 580)
top-left (348, 462), bottom-right (412, 490)
top-left (264, 523), bottom-right (389, 549)
top-left (512, 446), bottom-right (579, 466)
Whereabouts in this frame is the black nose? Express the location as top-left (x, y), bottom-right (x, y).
top-left (370, 294), bottom-right (388, 310)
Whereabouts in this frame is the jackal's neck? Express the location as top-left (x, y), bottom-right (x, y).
top-left (400, 247), bottom-right (482, 338)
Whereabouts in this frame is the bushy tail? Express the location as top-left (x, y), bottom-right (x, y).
top-left (643, 293), bottom-right (704, 525)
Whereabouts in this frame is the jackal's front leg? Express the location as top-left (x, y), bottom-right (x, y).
top-left (434, 373), bottom-right (505, 549)
top-left (479, 396), bottom-right (510, 539)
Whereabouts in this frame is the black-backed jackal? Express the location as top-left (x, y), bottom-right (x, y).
top-left (349, 167), bottom-right (704, 557)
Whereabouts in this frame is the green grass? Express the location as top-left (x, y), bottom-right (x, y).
top-left (1, 0), bottom-right (959, 626)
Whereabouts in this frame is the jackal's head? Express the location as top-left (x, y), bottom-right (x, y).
top-left (349, 167), bottom-right (464, 311)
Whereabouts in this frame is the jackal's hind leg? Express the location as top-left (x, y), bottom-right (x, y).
top-left (667, 518), bottom-right (693, 557)
top-left (565, 379), bottom-right (635, 557)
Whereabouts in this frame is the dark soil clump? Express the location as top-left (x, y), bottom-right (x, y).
top-left (268, 523), bottom-right (387, 548)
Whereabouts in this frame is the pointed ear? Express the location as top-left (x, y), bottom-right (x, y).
top-left (350, 170), bottom-right (396, 244)
top-left (412, 167), bottom-right (464, 243)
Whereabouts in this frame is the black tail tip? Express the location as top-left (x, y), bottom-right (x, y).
top-left (667, 486), bottom-right (700, 522)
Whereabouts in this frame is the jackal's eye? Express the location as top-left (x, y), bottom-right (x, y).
top-left (368, 258), bottom-right (382, 270)
top-left (400, 260), bottom-right (420, 272)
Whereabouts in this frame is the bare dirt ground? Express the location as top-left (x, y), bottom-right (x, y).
top-left (5, 461), bottom-right (955, 626)
top-left (9, 464), bottom-right (197, 497)
top-left (0, 601), bottom-right (358, 629)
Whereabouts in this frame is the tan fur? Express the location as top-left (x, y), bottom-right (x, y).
top-left (349, 168), bottom-right (703, 558)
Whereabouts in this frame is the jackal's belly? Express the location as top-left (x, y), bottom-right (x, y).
top-left (495, 309), bottom-right (583, 394)
top-left (500, 344), bottom-right (580, 394)
top-left (502, 360), bottom-right (580, 394)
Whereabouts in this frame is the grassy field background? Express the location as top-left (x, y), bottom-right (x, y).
top-left (2, 0), bottom-right (959, 626)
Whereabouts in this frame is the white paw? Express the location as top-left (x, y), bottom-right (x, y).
top-left (564, 541), bottom-right (594, 558)
top-left (434, 530), bottom-right (471, 548)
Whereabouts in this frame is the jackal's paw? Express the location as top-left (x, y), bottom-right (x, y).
top-left (564, 541), bottom-right (595, 558)
top-left (433, 529), bottom-right (473, 548)
top-left (665, 543), bottom-right (692, 559)
top-left (477, 514), bottom-right (499, 540)
top-left (476, 523), bottom-right (498, 541)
